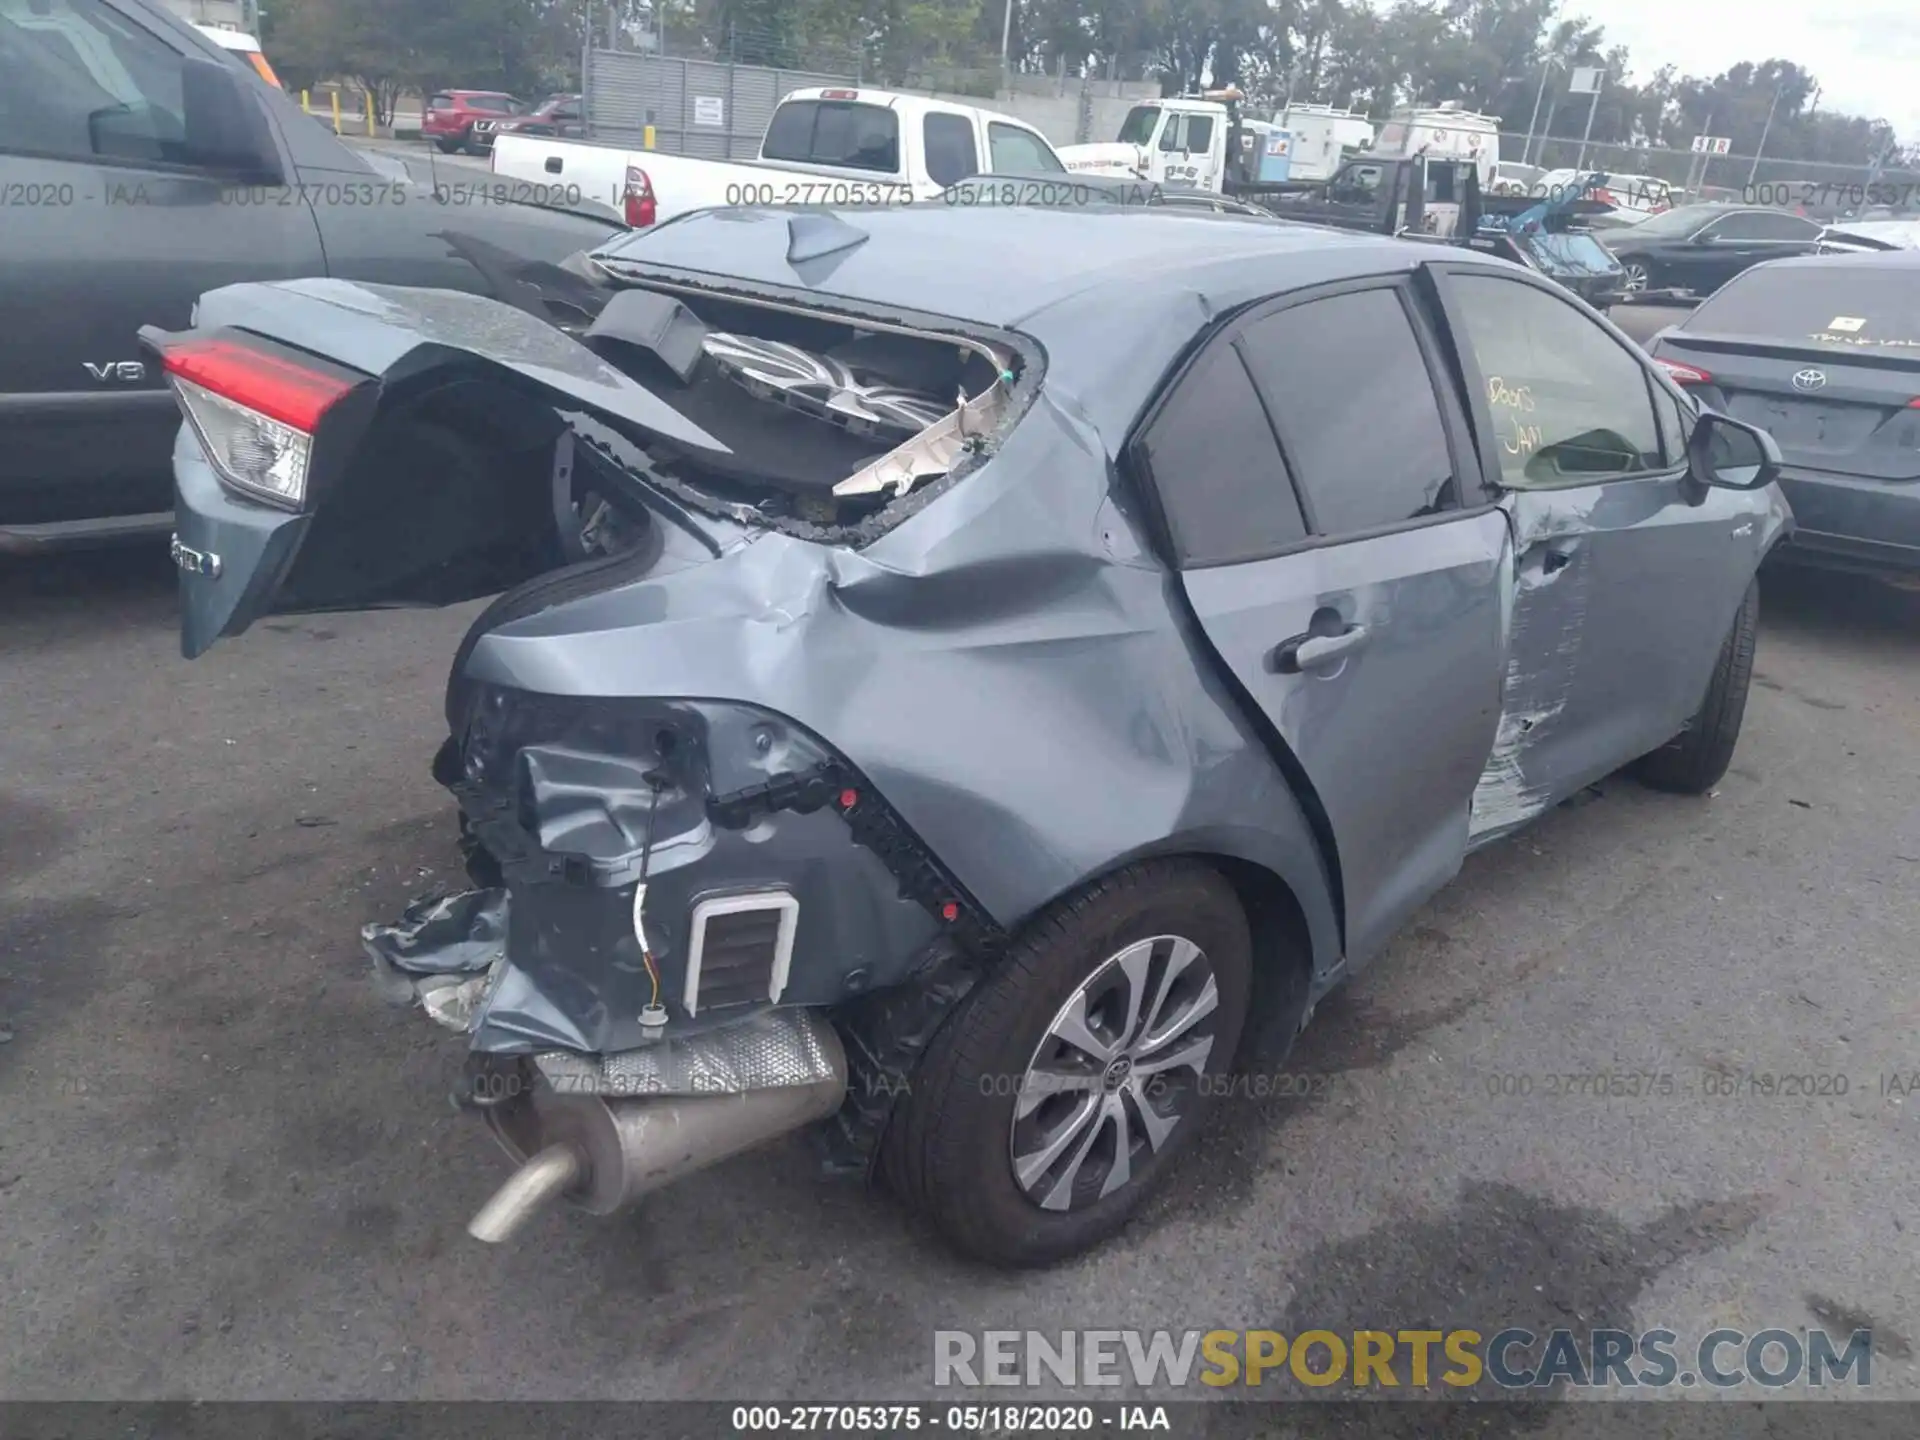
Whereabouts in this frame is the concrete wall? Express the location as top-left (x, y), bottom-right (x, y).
top-left (584, 50), bottom-right (1161, 151)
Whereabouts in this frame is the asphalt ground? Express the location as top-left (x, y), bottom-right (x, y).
top-left (2, 303), bottom-right (1916, 1414)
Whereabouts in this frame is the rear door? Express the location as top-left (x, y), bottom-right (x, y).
top-left (1428, 263), bottom-right (1761, 839)
top-left (0, 0), bottom-right (325, 545)
top-left (1137, 275), bottom-right (1508, 967)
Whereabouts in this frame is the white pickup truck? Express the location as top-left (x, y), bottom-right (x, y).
top-left (489, 86), bottom-right (1069, 230)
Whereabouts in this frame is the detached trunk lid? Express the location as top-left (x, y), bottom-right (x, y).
top-left (141, 277), bottom-right (734, 657)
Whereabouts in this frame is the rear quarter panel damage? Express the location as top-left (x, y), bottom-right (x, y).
top-left (463, 374), bottom-right (1344, 999)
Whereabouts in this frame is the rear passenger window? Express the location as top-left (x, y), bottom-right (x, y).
top-left (1141, 343), bottom-right (1306, 566)
top-left (1236, 288), bottom-right (1458, 535)
top-left (923, 112), bottom-right (977, 187)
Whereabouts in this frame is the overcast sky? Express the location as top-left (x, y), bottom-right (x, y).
top-left (1572, 0), bottom-right (1920, 140)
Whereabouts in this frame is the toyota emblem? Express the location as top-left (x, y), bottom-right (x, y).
top-left (1792, 368), bottom-right (1828, 392)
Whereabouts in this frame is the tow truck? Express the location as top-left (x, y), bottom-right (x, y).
top-left (1052, 83), bottom-right (1627, 309)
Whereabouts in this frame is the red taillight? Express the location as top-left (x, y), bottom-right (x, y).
top-left (1655, 357), bottom-right (1712, 386)
top-left (623, 165), bottom-right (656, 227)
top-left (1907, 397), bottom-right (1920, 408)
top-left (1593, 187), bottom-right (1617, 207)
top-left (161, 335), bottom-right (355, 432)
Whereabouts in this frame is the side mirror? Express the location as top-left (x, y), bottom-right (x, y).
top-left (179, 55), bottom-right (283, 182)
top-left (1688, 410), bottom-right (1781, 490)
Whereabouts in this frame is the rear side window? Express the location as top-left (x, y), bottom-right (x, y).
top-left (988, 122), bottom-right (1062, 173)
top-left (1746, 211), bottom-right (1820, 239)
top-left (429, 93), bottom-right (453, 109)
top-left (1689, 264), bottom-right (1920, 350)
top-left (923, 112), bottom-right (977, 186)
top-left (1140, 343), bottom-right (1307, 566)
top-left (763, 100), bottom-right (900, 173)
top-left (1237, 288), bottom-right (1458, 535)
top-left (469, 95), bottom-right (517, 114)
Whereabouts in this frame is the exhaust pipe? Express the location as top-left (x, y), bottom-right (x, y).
top-left (467, 1019), bottom-right (848, 1243)
top-left (468, 1142), bottom-right (585, 1243)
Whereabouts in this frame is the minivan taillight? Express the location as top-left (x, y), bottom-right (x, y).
top-left (623, 165), bottom-right (656, 227)
top-left (156, 335), bottom-right (362, 509)
top-left (1655, 357), bottom-right (1712, 386)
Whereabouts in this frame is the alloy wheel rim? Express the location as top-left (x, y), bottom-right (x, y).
top-left (1008, 935), bottom-right (1220, 1212)
top-left (1624, 263), bottom-right (1648, 292)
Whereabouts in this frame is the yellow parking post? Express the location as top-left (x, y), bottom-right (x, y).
top-left (301, 89), bottom-right (311, 114)
top-left (643, 124), bottom-right (655, 150)
top-left (331, 90), bottom-right (342, 133)
top-left (366, 91), bottom-right (376, 137)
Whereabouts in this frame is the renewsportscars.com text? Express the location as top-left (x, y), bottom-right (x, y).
top-left (933, 1327), bottom-right (1876, 1390)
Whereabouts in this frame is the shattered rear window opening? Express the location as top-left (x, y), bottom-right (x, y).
top-left (553, 263), bottom-right (1038, 545)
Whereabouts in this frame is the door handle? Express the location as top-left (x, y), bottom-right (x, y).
top-left (545, 156), bottom-right (563, 173)
top-left (1542, 548), bottom-right (1572, 573)
top-left (1272, 623), bottom-right (1369, 674)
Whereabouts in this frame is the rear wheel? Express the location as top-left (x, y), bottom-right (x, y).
top-left (1621, 260), bottom-right (1651, 294)
top-left (883, 860), bottom-right (1252, 1268)
top-left (1635, 580), bottom-right (1758, 794)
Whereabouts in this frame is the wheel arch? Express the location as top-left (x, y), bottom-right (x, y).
top-left (1022, 831), bottom-right (1340, 1067)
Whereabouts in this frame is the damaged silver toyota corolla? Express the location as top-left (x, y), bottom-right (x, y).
top-left (144, 205), bottom-right (1792, 1267)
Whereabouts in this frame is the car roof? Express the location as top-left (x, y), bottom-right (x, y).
top-left (601, 205), bottom-right (1515, 443)
top-left (608, 203), bottom-right (1495, 327)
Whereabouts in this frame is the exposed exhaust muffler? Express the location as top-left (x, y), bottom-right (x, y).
top-left (466, 1015), bottom-right (848, 1243)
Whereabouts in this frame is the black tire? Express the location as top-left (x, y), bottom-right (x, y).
top-left (434, 137), bottom-right (461, 154)
top-left (1635, 579), bottom-right (1758, 794)
top-left (882, 859), bottom-right (1252, 1268)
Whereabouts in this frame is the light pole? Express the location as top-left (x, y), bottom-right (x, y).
top-left (999, 0), bottom-right (1014, 98)
top-left (1747, 84), bottom-right (1784, 186)
top-left (1523, 55), bottom-right (1560, 167)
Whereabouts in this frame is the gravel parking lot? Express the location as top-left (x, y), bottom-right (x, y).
top-left (2, 308), bottom-right (1916, 1409)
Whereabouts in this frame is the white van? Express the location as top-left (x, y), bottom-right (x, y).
top-left (1373, 102), bottom-right (1501, 192)
top-left (1274, 104), bottom-right (1375, 183)
top-left (190, 22), bottom-right (283, 89)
